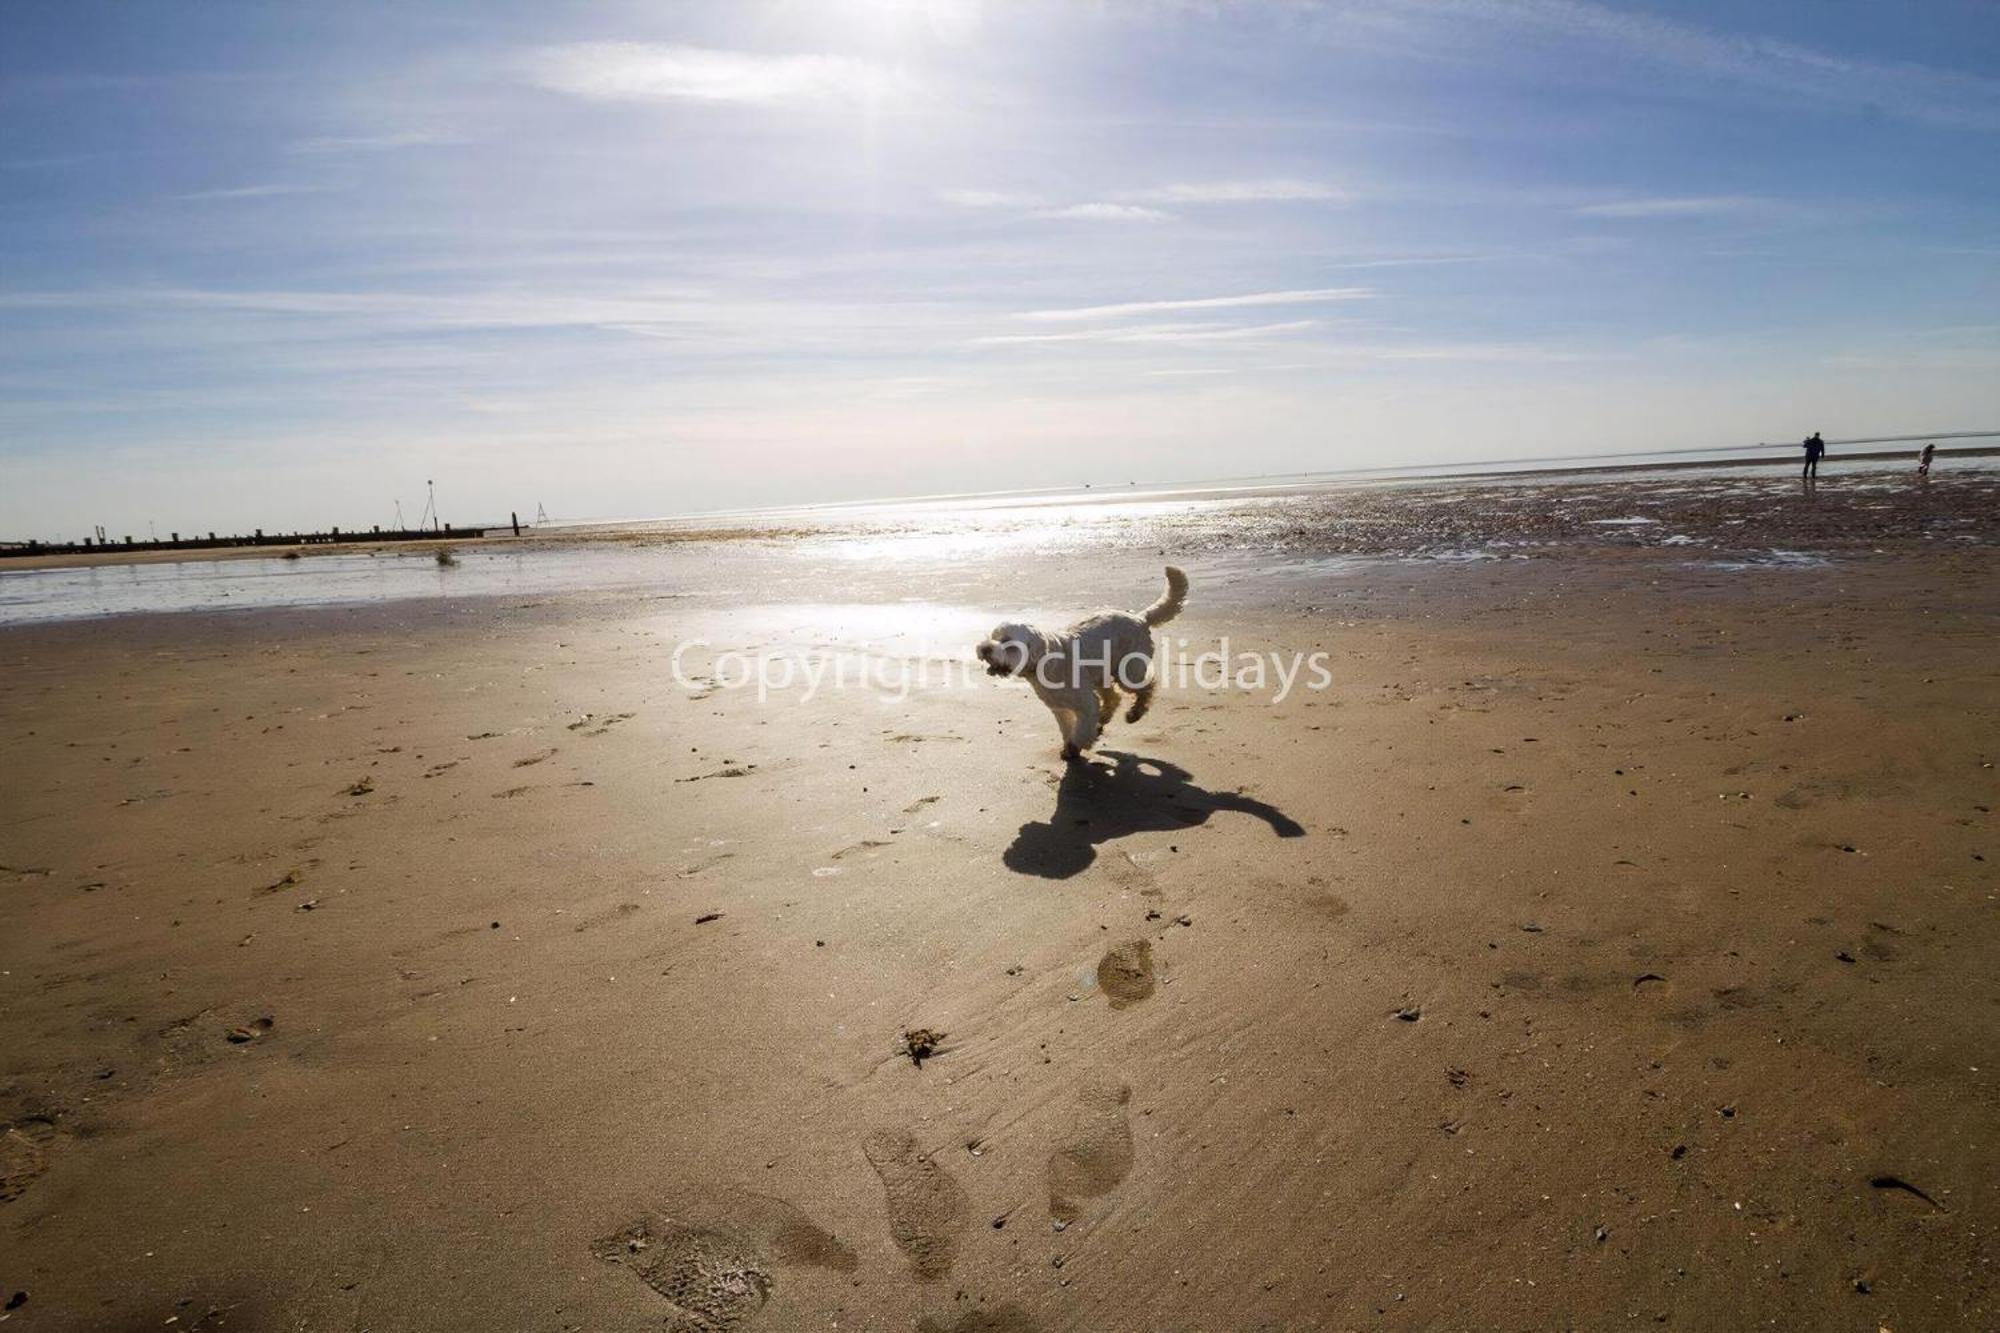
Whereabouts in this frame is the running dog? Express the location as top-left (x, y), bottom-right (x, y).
top-left (975, 566), bottom-right (1188, 761)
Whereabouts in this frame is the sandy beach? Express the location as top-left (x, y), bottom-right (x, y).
top-left (2, 468), bottom-right (1997, 1331)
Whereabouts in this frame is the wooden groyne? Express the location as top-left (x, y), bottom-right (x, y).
top-left (0, 524), bottom-right (497, 560)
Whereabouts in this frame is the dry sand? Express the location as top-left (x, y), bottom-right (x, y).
top-left (1, 533), bottom-right (1996, 1330)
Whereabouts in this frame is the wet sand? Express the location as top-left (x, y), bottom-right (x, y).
top-left (0, 527), bottom-right (811, 573)
top-left (2, 480), bottom-right (1997, 1330)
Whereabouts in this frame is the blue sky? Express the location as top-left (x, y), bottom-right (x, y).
top-left (2, 0), bottom-right (1997, 537)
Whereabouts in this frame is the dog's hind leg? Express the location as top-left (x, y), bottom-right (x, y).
top-left (1096, 687), bottom-right (1121, 729)
top-left (1124, 680), bottom-right (1156, 724)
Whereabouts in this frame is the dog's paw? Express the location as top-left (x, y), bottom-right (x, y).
top-left (1060, 744), bottom-right (1083, 763)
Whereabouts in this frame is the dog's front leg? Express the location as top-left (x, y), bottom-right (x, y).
top-left (1068, 691), bottom-right (1103, 757)
top-left (1054, 708), bottom-right (1083, 762)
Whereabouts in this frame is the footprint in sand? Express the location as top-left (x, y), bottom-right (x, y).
top-left (0, 1115), bottom-right (65, 1203)
top-left (592, 1192), bottom-right (855, 1332)
top-left (1095, 940), bottom-right (1156, 1009)
top-left (864, 1129), bottom-right (971, 1280)
top-left (1047, 1079), bottom-right (1134, 1225)
top-left (1306, 892), bottom-right (1351, 920)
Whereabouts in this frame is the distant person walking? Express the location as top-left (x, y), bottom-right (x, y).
top-left (1918, 442), bottom-right (1936, 477)
top-left (1802, 431), bottom-right (1826, 479)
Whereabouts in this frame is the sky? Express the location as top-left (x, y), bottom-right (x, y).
top-left (2, 0), bottom-right (1998, 538)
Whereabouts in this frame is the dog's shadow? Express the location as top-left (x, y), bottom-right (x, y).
top-left (1003, 750), bottom-right (1305, 879)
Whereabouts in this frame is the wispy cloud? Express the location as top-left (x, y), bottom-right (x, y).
top-left (940, 188), bottom-right (1045, 209)
top-left (527, 43), bottom-right (905, 106)
top-left (947, 180), bottom-right (1337, 218)
top-left (289, 131), bottom-right (460, 154)
top-left (1320, 254), bottom-right (1507, 270)
top-left (1126, 179), bottom-right (1341, 204)
top-left (1019, 288), bottom-right (1373, 322)
top-left (1334, 340), bottom-right (1593, 362)
top-left (1574, 194), bottom-right (1767, 219)
top-left (0, 284), bottom-right (969, 362)
top-left (0, 285), bottom-right (717, 336)
top-left (1035, 203), bottom-right (1175, 222)
top-left (1423, 0), bottom-right (2000, 132)
top-left (977, 320), bottom-right (1320, 346)
top-left (174, 183), bottom-right (336, 201)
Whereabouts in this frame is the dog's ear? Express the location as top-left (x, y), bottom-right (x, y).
top-left (995, 623), bottom-right (1043, 663)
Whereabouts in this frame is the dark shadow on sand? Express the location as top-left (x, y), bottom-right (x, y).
top-left (1004, 750), bottom-right (1305, 879)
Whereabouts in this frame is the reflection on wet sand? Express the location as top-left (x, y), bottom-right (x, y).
top-left (3, 456), bottom-right (1996, 624)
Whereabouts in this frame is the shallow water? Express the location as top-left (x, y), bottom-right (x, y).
top-left (0, 546), bottom-right (706, 626)
top-left (4, 456), bottom-right (1995, 625)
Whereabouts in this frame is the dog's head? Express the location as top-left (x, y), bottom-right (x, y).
top-left (976, 622), bottom-right (1045, 678)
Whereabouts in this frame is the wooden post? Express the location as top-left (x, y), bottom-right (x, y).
top-left (511, 510), bottom-right (520, 537)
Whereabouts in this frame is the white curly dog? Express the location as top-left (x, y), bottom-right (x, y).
top-left (975, 566), bottom-right (1188, 761)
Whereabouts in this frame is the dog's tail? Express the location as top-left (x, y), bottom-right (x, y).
top-left (1142, 565), bottom-right (1189, 627)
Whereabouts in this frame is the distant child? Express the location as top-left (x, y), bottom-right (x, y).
top-left (1918, 443), bottom-right (1936, 477)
